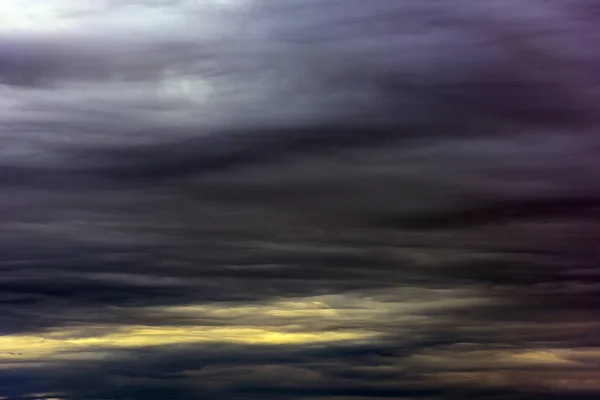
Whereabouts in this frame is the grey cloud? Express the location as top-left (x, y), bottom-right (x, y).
top-left (2, 0), bottom-right (599, 180)
top-left (3, 338), bottom-right (599, 399)
top-left (1, 0), bottom-right (600, 399)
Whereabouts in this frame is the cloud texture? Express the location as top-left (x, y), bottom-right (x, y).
top-left (1, 0), bottom-right (600, 399)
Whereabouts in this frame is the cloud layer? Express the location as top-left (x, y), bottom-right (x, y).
top-left (1, 0), bottom-right (600, 399)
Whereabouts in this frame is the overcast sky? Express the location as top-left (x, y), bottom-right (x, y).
top-left (1, 1), bottom-right (600, 399)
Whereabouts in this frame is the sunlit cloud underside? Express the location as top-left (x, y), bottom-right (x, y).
top-left (0, 295), bottom-right (384, 362)
top-left (0, 290), bottom-right (483, 361)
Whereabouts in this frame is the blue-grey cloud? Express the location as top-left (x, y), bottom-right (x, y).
top-left (1, 1), bottom-right (600, 399)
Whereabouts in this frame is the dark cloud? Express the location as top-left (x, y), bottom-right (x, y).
top-left (2, 339), bottom-right (599, 399)
top-left (1, 0), bottom-right (600, 399)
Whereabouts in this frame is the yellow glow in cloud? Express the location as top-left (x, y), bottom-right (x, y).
top-left (0, 325), bottom-right (371, 362)
top-left (165, 297), bottom-right (341, 319)
top-left (506, 349), bottom-right (575, 365)
top-left (0, 296), bottom-right (383, 363)
top-left (0, 291), bottom-right (480, 364)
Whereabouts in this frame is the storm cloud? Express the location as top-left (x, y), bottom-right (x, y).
top-left (1, 0), bottom-right (600, 399)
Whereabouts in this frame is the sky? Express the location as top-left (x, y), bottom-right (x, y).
top-left (1, 0), bottom-right (600, 399)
